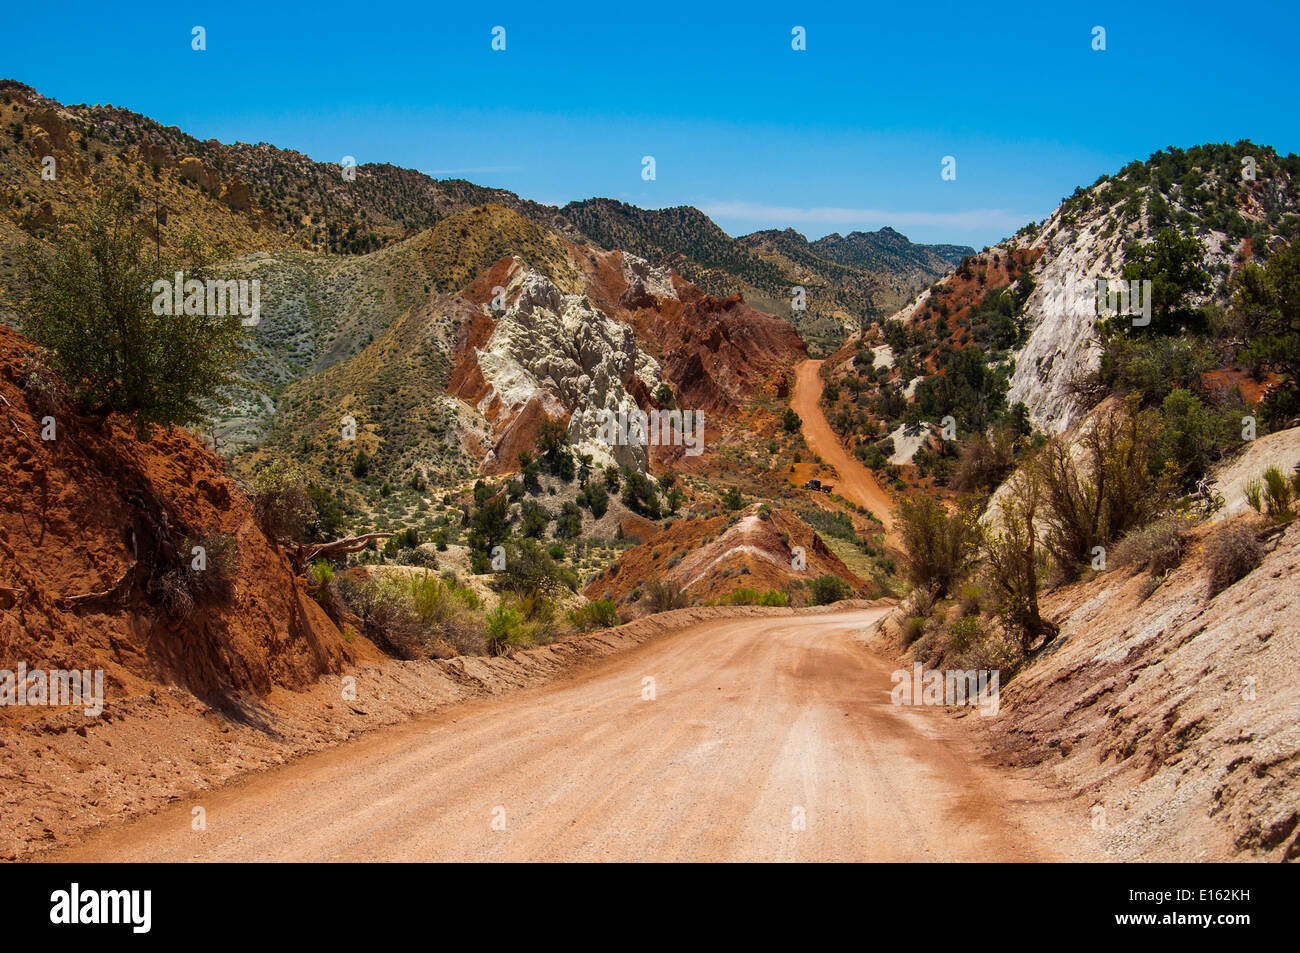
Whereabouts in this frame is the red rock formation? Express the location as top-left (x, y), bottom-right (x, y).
top-left (0, 328), bottom-right (373, 709)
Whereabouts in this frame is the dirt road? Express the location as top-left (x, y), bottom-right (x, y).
top-left (792, 359), bottom-right (896, 536)
top-left (54, 608), bottom-right (1082, 862)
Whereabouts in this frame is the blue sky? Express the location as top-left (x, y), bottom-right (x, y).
top-left (3, 0), bottom-right (1296, 248)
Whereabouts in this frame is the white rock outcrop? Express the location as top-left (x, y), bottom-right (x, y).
top-left (474, 270), bottom-right (663, 471)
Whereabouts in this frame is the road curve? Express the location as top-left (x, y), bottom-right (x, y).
top-left (791, 359), bottom-right (896, 537)
top-left (53, 609), bottom-right (1079, 862)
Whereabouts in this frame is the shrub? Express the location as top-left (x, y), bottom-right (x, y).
top-left (18, 186), bottom-right (248, 435)
top-left (956, 582), bottom-right (983, 617)
top-left (759, 590), bottom-right (788, 607)
top-left (1206, 520), bottom-right (1264, 596)
top-left (519, 499), bottom-right (551, 538)
top-left (981, 471), bottom-right (1058, 653)
top-left (308, 558), bottom-right (334, 589)
top-left (951, 430), bottom-right (1017, 493)
top-left (726, 587), bottom-right (759, 605)
top-left (252, 461), bottom-right (313, 542)
top-left (808, 574), bottom-right (851, 605)
top-left (895, 495), bottom-right (978, 597)
top-left (485, 604), bottom-right (522, 656)
top-left (1035, 398), bottom-right (1172, 578)
top-left (1109, 514), bottom-right (1188, 576)
top-left (554, 501), bottom-right (583, 539)
top-left (621, 470), bottom-right (662, 518)
top-left (338, 572), bottom-right (485, 658)
top-left (901, 615), bottom-right (926, 645)
top-left (395, 547), bottom-right (438, 568)
top-left (1157, 389), bottom-right (1233, 489)
top-left (946, 615), bottom-right (986, 654)
top-left (645, 580), bottom-right (689, 613)
top-left (1244, 478), bottom-right (1264, 514)
top-left (579, 481), bottom-right (609, 519)
top-left (569, 598), bottom-right (619, 632)
top-left (1231, 238), bottom-right (1300, 420)
top-left (490, 537), bottom-right (574, 596)
top-left (1261, 466), bottom-right (1296, 522)
top-left (336, 575), bottom-right (429, 660)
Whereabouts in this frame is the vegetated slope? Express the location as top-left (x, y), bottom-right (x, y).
top-left (1001, 143), bottom-right (1300, 433)
top-left (220, 204), bottom-right (580, 453)
top-left (811, 142), bottom-right (1299, 503)
top-left (0, 80), bottom-right (962, 359)
top-left (0, 83), bottom-right (299, 324)
top-left (0, 327), bottom-right (371, 706)
top-left (249, 201), bottom-right (811, 518)
top-left (0, 81), bottom-right (566, 268)
top-left (567, 198), bottom-right (970, 351)
top-left (812, 226), bottom-right (973, 283)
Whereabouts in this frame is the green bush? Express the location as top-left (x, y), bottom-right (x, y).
top-left (485, 604), bottom-right (522, 656)
top-left (808, 574), bottom-right (851, 605)
top-left (252, 461), bottom-right (313, 542)
top-left (946, 615), bottom-right (986, 654)
top-left (901, 615), bottom-right (926, 645)
top-left (309, 558), bottom-right (334, 588)
top-left (1035, 398), bottom-right (1172, 577)
top-left (1261, 466), bottom-right (1296, 522)
top-left (569, 598), bottom-right (619, 632)
top-left (579, 481), bottom-right (609, 519)
top-left (726, 587), bottom-right (759, 605)
top-left (895, 495), bottom-right (978, 598)
top-left (18, 186), bottom-right (248, 435)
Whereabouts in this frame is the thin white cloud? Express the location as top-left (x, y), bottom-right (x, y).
top-left (698, 200), bottom-right (1025, 233)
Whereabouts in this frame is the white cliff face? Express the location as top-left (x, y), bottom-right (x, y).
top-left (474, 270), bottom-right (663, 471)
top-left (1006, 202), bottom-right (1136, 435)
top-left (1007, 177), bottom-right (1240, 436)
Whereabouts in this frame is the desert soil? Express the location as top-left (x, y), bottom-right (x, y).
top-left (49, 607), bottom-right (1094, 862)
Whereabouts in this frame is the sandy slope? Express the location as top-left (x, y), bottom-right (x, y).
top-left (791, 359), bottom-right (896, 538)
top-left (51, 608), bottom-right (1088, 862)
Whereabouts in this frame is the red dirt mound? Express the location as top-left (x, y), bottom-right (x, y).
top-left (585, 503), bottom-right (869, 610)
top-left (0, 328), bottom-right (369, 721)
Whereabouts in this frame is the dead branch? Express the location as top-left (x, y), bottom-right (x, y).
top-left (286, 532), bottom-right (396, 572)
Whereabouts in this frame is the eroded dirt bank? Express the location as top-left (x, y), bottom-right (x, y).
top-left (869, 519), bottom-right (1300, 862)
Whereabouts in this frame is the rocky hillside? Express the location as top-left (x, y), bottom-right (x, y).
top-left (0, 80), bottom-right (961, 357)
top-left (908, 143), bottom-right (1300, 435)
top-left (227, 202), bottom-right (806, 538)
top-left (570, 199), bottom-right (970, 351)
top-left (811, 227), bottom-right (973, 286)
top-left (810, 141), bottom-right (1300, 511)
